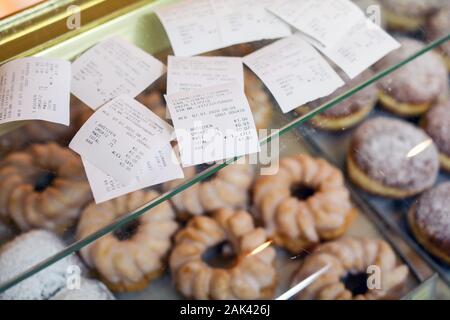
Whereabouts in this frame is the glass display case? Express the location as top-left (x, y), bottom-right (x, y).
top-left (0, 0), bottom-right (449, 300)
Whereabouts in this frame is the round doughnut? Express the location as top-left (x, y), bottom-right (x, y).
top-left (422, 100), bottom-right (450, 171)
top-left (0, 143), bottom-right (93, 233)
top-left (297, 69), bottom-right (377, 131)
top-left (347, 117), bottom-right (439, 198)
top-left (253, 154), bottom-right (357, 254)
top-left (164, 163), bottom-right (254, 219)
top-left (76, 190), bottom-right (178, 292)
top-left (170, 208), bottom-right (276, 300)
top-left (427, 5), bottom-right (450, 70)
top-left (292, 237), bottom-right (409, 300)
top-left (408, 182), bottom-right (450, 264)
top-left (374, 37), bottom-right (448, 117)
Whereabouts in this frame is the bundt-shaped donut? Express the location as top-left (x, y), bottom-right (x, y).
top-left (0, 143), bottom-right (92, 232)
top-left (170, 208), bottom-right (276, 300)
top-left (253, 154), bottom-right (357, 253)
top-left (77, 190), bottom-right (178, 292)
top-left (292, 238), bottom-right (409, 300)
top-left (164, 163), bottom-right (254, 219)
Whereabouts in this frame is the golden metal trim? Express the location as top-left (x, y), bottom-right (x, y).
top-left (0, 0), bottom-right (155, 63)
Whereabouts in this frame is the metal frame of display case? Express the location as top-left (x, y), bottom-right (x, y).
top-left (0, 0), bottom-right (449, 298)
top-left (0, 0), bottom-right (152, 63)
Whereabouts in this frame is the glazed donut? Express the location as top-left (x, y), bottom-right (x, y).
top-left (427, 5), bottom-right (450, 70)
top-left (292, 237), bottom-right (409, 300)
top-left (408, 182), bottom-right (450, 264)
top-left (348, 117), bottom-right (440, 198)
top-left (51, 278), bottom-right (115, 300)
top-left (77, 190), bottom-right (178, 292)
top-left (379, 0), bottom-right (441, 32)
top-left (0, 143), bottom-right (92, 233)
top-left (297, 69), bottom-right (377, 131)
top-left (244, 69), bottom-right (273, 130)
top-left (164, 163), bottom-right (254, 219)
top-left (0, 230), bottom-right (82, 300)
top-left (170, 208), bottom-right (276, 300)
top-left (374, 37), bottom-right (448, 117)
top-left (253, 155), bottom-right (357, 254)
top-left (422, 100), bottom-right (450, 172)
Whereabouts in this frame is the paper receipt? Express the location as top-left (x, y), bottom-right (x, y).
top-left (0, 57), bottom-right (71, 126)
top-left (71, 37), bottom-right (166, 110)
top-left (165, 83), bottom-right (260, 167)
top-left (243, 35), bottom-right (344, 113)
top-left (83, 143), bottom-right (183, 204)
top-left (69, 95), bottom-right (174, 184)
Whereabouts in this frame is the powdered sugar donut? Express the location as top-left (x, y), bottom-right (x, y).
top-left (374, 37), bottom-right (448, 117)
top-left (297, 69), bottom-right (377, 131)
top-left (348, 117), bottom-right (439, 198)
top-left (422, 100), bottom-right (450, 171)
top-left (408, 182), bottom-right (450, 264)
top-left (379, 0), bottom-right (442, 31)
top-left (51, 278), bottom-right (115, 300)
top-left (427, 5), bottom-right (450, 70)
top-left (0, 230), bottom-right (81, 300)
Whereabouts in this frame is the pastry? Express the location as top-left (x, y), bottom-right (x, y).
top-left (77, 190), bottom-right (178, 292)
top-left (245, 69), bottom-right (273, 130)
top-left (379, 0), bottom-right (441, 32)
top-left (253, 155), bottom-right (357, 254)
top-left (348, 117), bottom-right (439, 198)
top-left (0, 230), bottom-right (81, 300)
top-left (292, 237), bottom-right (408, 300)
top-left (0, 143), bottom-right (92, 233)
top-left (170, 208), bottom-right (276, 300)
top-left (408, 182), bottom-right (450, 264)
top-left (422, 100), bottom-right (450, 171)
top-left (374, 37), bottom-right (448, 117)
top-left (297, 69), bottom-right (377, 131)
top-left (427, 5), bottom-right (450, 70)
top-left (50, 278), bottom-right (115, 300)
top-left (164, 163), bottom-right (254, 219)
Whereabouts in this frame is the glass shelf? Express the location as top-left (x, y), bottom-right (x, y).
top-left (0, 0), bottom-right (449, 300)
